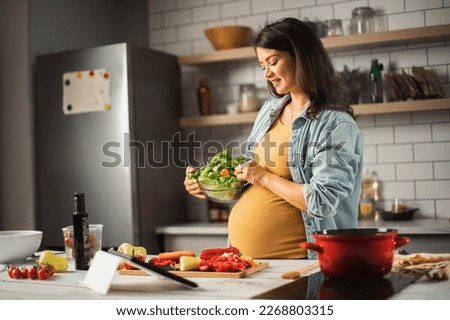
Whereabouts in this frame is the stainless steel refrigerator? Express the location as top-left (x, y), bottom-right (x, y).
top-left (34, 43), bottom-right (187, 253)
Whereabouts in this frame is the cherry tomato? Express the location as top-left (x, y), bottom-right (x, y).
top-left (28, 266), bottom-right (38, 280)
top-left (7, 266), bottom-right (15, 278)
top-left (148, 257), bottom-right (175, 267)
top-left (6, 264), bottom-right (55, 280)
top-left (11, 268), bottom-right (22, 279)
top-left (20, 267), bottom-right (28, 279)
top-left (220, 168), bottom-right (229, 176)
top-left (38, 268), bottom-right (49, 280)
top-left (46, 264), bottom-right (55, 276)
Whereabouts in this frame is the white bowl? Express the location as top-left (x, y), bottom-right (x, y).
top-left (0, 230), bottom-right (43, 263)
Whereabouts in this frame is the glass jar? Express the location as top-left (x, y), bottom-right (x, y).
top-left (325, 19), bottom-right (343, 37)
top-left (351, 7), bottom-right (374, 34)
top-left (239, 84), bottom-right (259, 112)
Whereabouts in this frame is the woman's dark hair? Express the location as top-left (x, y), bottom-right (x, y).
top-left (253, 17), bottom-right (354, 119)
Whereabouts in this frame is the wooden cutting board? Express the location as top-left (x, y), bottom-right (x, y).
top-left (118, 262), bottom-right (269, 278)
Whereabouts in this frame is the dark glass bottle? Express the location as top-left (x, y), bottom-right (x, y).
top-left (73, 192), bottom-right (90, 270)
top-left (197, 80), bottom-right (211, 115)
top-left (369, 59), bottom-right (383, 103)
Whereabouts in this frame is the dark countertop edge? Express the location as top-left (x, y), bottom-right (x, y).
top-left (156, 218), bottom-right (450, 236)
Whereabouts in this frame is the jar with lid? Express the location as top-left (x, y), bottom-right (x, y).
top-left (325, 19), bottom-right (343, 37)
top-left (239, 84), bottom-right (259, 112)
top-left (351, 7), bottom-right (374, 34)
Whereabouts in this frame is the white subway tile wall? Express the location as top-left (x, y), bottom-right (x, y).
top-left (148, 0), bottom-right (450, 221)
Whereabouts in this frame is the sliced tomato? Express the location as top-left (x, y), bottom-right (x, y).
top-left (220, 168), bottom-right (229, 176)
top-left (198, 260), bottom-right (211, 271)
top-left (149, 257), bottom-right (175, 267)
top-left (200, 253), bottom-right (251, 273)
top-left (199, 246), bottom-right (240, 260)
top-left (124, 254), bottom-right (145, 270)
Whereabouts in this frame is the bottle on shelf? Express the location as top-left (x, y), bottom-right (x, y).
top-left (197, 79), bottom-right (211, 115)
top-left (359, 170), bottom-right (379, 220)
top-left (369, 59), bottom-right (383, 103)
top-left (220, 204), bottom-right (230, 222)
top-left (208, 200), bottom-right (222, 222)
top-left (72, 192), bottom-right (91, 270)
top-left (207, 200), bottom-right (231, 222)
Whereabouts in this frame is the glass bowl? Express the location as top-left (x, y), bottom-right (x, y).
top-left (199, 181), bottom-right (248, 203)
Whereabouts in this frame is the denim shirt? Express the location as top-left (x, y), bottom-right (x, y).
top-left (243, 95), bottom-right (363, 259)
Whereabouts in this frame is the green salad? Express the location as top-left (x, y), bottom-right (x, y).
top-left (189, 150), bottom-right (247, 201)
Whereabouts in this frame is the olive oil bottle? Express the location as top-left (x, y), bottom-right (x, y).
top-left (73, 192), bottom-right (90, 270)
top-left (369, 59), bottom-right (383, 103)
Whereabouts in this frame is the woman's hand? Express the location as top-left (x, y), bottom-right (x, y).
top-left (184, 166), bottom-right (206, 199)
top-left (234, 160), bottom-right (271, 187)
top-left (235, 160), bottom-right (307, 210)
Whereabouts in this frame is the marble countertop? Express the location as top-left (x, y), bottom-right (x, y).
top-left (1, 258), bottom-right (449, 300)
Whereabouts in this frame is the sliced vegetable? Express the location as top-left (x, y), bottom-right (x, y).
top-left (38, 250), bottom-right (68, 273)
top-left (200, 246), bottom-right (240, 260)
top-left (117, 243), bottom-right (148, 270)
top-left (117, 243), bottom-right (147, 259)
top-left (157, 250), bottom-right (195, 262)
top-left (179, 256), bottom-right (201, 271)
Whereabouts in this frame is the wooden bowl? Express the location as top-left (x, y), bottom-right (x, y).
top-left (204, 26), bottom-right (253, 50)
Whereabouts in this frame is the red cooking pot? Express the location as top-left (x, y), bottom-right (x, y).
top-left (299, 228), bottom-right (409, 278)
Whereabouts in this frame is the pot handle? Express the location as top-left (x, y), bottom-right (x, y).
top-left (299, 242), bottom-right (323, 253)
top-left (394, 236), bottom-right (410, 249)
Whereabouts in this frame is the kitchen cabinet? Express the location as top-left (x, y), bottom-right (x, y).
top-left (178, 24), bottom-right (450, 128)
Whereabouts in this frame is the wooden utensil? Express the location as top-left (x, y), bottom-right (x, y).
top-left (281, 262), bottom-right (320, 280)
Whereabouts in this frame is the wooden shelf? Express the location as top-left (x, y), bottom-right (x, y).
top-left (180, 111), bottom-right (258, 127)
top-left (353, 97), bottom-right (450, 116)
top-left (178, 24), bottom-right (450, 128)
top-left (178, 46), bottom-right (255, 65)
top-left (178, 24), bottom-right (450, 66)
top-left (180, 98), bottom-right (450, 127)
top-left (322, 24), bottom-right (450, 52)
